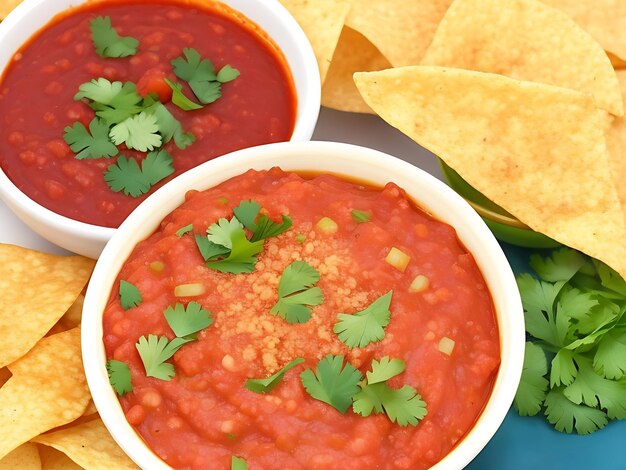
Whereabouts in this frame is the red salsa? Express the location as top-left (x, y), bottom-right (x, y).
top-left (0, 0), bottom-right (296, 227)
top-left (103, 169), bottom-right (501, 469)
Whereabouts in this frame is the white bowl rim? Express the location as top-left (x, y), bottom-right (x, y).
top-left (82, 140), bottom-right (525, 470)
top-left (0, 0), bottom-right (320, 250)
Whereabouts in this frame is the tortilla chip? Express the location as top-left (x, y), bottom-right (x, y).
top-left (0, 368), bottom-right (11, 388)
top-left (0, 0), bottom-right (22, 20)
top-left (59, 295), bottom-right (84, 331)
top-left (0, 328), bottom-right (90, 460)
top-left (541, 0), bottom-right (626, 61)
top-left (0, 443), bottom-right (40, 469)
top-left (82, 400), bottom-right (98, 418)
top-left (355, 66), bottom-right (626, 278)
top-left (322, 27), bottom-right (391, 113)
top-left (279, 0), bottom-right (351, 82)
top-left (421, 0), bottom-right (623, 116)
top-left (0, 244), bottom-right (94, 369)
top-left (38, 447), bottom-right (82, 470)
top-left (606, 70), bottom-right (626, 225)
top-left (33, 419), bottom-right (138, 470)
top-left (345, 0), bottom-right (453, 67)
top-left (609, 53), bottom-right (626, 70)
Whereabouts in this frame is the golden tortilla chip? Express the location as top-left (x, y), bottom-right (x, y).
top-left (0, 244), bottom-right (94, 368)
top-left (355, 66), bottom-right (626, 278)
top-left (345, 0), bottom-right (453, 67)
top-left (0, 443), bottom-right (40, 469)
top-left (33, 419), bottom-right (138, 470)
top-left (542, 0), bottom-right (626, 61)
top-left (322, 27), bottom-right (390, 113)
top-left (82, 400), bottom-right (98, 418)
top-left (38, 446), bottom-right (82, 470)
top-left (0, 328), bottom-right (90, 460)
top-left (0, 0), bottom-right (22, 20)
top-left (59, 295), bottom-right (84, 331)
top-left (421, 0), bottom-right (623, 116)
top-left (609, 53), bottom-right (626, 70)
top-left (606, 70), bottom-right (626, 225)
top-left (279, 0), bottom-right (351, 82)
top-left (0, 368), bottom-right (11, 388)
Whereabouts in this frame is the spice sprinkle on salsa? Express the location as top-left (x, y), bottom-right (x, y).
top-left (103, 168), bottom-right (501, 469)
top-left (0, 0), bottom-right (296, 228)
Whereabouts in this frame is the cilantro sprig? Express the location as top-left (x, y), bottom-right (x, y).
top-left (136, 335), bottom-right (192, 381)
top-left (233, 199), bottom-right (293, 242)
top-left (63, 119), bottom-right (119, 160)
top-left (119, 280), bottom-right (142, 310)
top-left (334, 291), bottom-right (392, 348)
top-left (164, 301), bottom-right (213, 339)
top-left (90, 16), bottom-right (139, 58)
top-left (514, 247), bottom-right (626, 434)
top-left (245, 357), bottom-right (305, 394)
top-left (104, 149), bottom-right (174, 197)
top-left (106, 360), bottom-right (133, 396)
top-left (271, 261), bottom-right (323, 323)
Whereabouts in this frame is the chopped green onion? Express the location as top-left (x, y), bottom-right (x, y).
top-left (174, 283), bottom-right (205, 297)
top-left (316, 217), bottom-right (338, 235)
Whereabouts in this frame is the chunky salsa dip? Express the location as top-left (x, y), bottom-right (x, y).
top-left (0, 0), bottom-right (296, 227)
top-left (103, 169), bottom-right (500, 469)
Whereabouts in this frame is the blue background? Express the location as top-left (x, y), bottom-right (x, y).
top-left (468, 244), bottom-right (626, 470)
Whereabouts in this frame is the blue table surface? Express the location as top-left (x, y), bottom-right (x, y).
top-left (468, 244), bottom-right (626, 470)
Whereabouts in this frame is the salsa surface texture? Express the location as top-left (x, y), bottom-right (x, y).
top-left (103, 169), bottom-right (500, 469)
top-left (0, 0), bottom-right (295, 227)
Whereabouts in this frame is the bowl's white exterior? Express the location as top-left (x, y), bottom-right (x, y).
top-left (0, 0), bottom-right (320, 258)
top-left (82, 141), bottom-right (525, 470)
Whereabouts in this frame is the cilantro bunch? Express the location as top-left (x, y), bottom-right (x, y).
top-left (514, 248), bottom-right (626, 434)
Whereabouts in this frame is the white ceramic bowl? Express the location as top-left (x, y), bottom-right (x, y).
top-left (82, 141), bottom-right (525, 470)
top-left (0, 0), bottom-right (320, 259)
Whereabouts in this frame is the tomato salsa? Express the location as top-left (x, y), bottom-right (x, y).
top-left (0, 0), bottom-right (296, 228)
top-left (103, 168), bottom-right (500, 469)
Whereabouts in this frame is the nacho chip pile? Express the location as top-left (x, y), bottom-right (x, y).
top-left (0, 244), bottom-right (137, 470)
top-left (280, 0), bottom-right (626, 279)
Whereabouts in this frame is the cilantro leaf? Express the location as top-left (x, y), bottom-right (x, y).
top-left (217, 65), bottom-right (241, 83)
top-left (245, 357), bottom-right (305, 394)
top-left (164, 301), bottom-right (213, 338)
top-left (195, 234), bottom-right (230, 261)
top-left (104, 150), bottom-right (174, 197)
top-left (351, 209), bottom-right (371, 223)
top-left (550, 348), bottom-right (578, 387)
top-left (513, 342), bottom-right (548, 416)
top-left (110, 112), bottom-right (162, 152)
top-left (271, 261), bottom-right (323, 323)
top-left (563, 357), bottom-right (626, 419)
top-left (205, 226), bottom-right (264, 274)
top-left (90, 16), bottom-right (139, 58)
top-left (593, 328), bottom-right (626, 380)
top-left (300, 354), bottom-right (362, 414)
top-left (64, 119), bottom-right (118, 160)
top-left (75, 79), bottom-right (143, 125)
top-left (530, 248), bottom-right (586, 282)
top-left (232, 200), bottom-right (261, 231)
top-left (366, 356), bottom-right (405, 384)
top-left (544, 387), bottom-right (608, 434)
top-left (119, 280), bottom-right (142, 310)
top-left (334, 291), bottom-right (392, 348)
top-left (164, 78), bottom-right (203, 111)
top-left (231, 457), bottom-right (248, 470)
top-left (106, 360), bottom-right (133, 396)
top-left (135, 335), bottom-right (191, 380)
top-left (147, 102), bottom-right (196, 150)
top-left (208, 217), bottom-right (244, 249)
top-left (249, 215), bottom-right (293, 242)
top-left (353, 383), bottom-right (427, 426)
top-left (176, 224), bottom-right (193, 237)
top-left (594, 260), bottom-right (626, 296)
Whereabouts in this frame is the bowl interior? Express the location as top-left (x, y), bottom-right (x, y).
top-left (82, 141), bottom-right (525, 470)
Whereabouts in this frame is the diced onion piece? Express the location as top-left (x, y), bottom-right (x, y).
top-left (296, 234), bottom-right (307, 243)
top-left (438, 337), bottom-right (455, 356)
top-left (409, 274), bottom-right (429, 293)
top-left (316, 217), bottom-right (338, 235)
top-left (149, 261), bottom-right (165, 273)
top-left (385, 247), bottom-right (410, 272)
top-left (174, 283), bottom-right (205, 297)
top-left (217, 197), bottom-right (229, 204)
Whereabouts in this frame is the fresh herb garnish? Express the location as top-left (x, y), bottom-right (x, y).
top-left (300, 354), bottom-right (362, 414)
top-left (232, 200), bottom-right (292, 242)
top-left (164, 78), bottom-right (203, 111)
top-left (353, 356), bottom-right (427, 426)
top-left (104, 149), bottom-right (174, 197)
top-left (135, 334), bottom-right (192, 380)
top-left (75, 78), bottom-right (143, 124)
top-left (148, 102), bottom-right (196, 149)
top-left (106, 359), bottom-right (133, 396)
top-left (63, 119), bottom-right (119, 160)
top-left (90, 16), bottom-right (139, 58)
top-left (119, 280), bottom-right (142, 310)
top-left (176, 224), bottom-right (193, 237)
top-left (109, 112), bottom-right (162, 152)
top-left (245, 357), bottom-right (305, 394)
top-left (334, 291), bottom-right (392, 348)
top-left (514, 247), bottom-right (626, 434)
top-left (164, 301), bottom-right (213, 339)
top-left (351, 209), bottom-right (371, 223)
top-left (271, 261), bottom-right (323, 323)
top-left (231, 456), bottom-right (248, 470)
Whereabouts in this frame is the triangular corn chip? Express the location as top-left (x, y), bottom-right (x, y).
top-left (606, 70), bottom-right (626, 225)
top-left (0, 443), bottom-right (40, 469)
